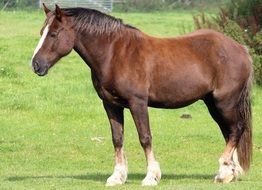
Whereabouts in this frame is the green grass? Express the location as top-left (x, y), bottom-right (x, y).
top-left (0, 10), bottom-right (262, 190)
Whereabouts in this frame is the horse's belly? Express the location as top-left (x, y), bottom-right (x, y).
top-left (148, 98), bottom-right (198, 109)
top-left (148, 78), bottom-right (211, 108)
top-left (148, 90), bottom-right (202, 108)
top-left (148, 59), bottom-right (213, 108)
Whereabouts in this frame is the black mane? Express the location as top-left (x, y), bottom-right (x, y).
top-left (62, 7), bottom-right (139, 34)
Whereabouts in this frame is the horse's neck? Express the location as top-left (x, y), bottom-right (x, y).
top-left (74, 33), bottom-right (114, 80)
top-left (73, 29), bottom-right (141, 82)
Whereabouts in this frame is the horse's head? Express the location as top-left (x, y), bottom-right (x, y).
top-left (32, 4), bottom-right (75, 76)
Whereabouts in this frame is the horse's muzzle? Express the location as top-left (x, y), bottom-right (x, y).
top-left (32, 58), bottom-right (48, 76)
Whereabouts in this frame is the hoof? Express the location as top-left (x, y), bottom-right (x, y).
top-left (214, 156), bottom-right (244, 183)
top-left (142, 177), bottom-right (158, 186)
top-left (214, 173), bottom-right (235, 183)
top-left (214, 159), bottom-right (236, 183)
top-left (141, 161), bottom-right (161, 186)
top-left (106, 175), bottom-right (125, 186)
top-left (105, 165), bottom-right (127, 186)
top-left (232, 150), bottom-right (244, 178)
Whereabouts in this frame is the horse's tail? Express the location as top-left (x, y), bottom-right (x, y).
top-left (236, 48), bottom-right (253, 172)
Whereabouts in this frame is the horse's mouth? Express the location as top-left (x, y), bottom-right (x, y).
top-left (35, 69), bottom-right (48, 76)
top-left (32, 66), bottom-right (48, 76)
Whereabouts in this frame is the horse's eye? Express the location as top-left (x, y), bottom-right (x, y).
top-left (50, 32), bottom-right (57, 38)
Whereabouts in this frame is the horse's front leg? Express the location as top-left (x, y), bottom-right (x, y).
top-left (103, 101), bottom-right (128, 186)
top-left (129, 98), bottom-right (161, 186)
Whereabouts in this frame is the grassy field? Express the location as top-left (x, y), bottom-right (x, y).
top-left (0, 10), bottom-right (262, 190)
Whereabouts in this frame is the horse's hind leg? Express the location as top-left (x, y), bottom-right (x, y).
top-left (129, 98), bottom-right (161, 186)
top-left (103, 101), bottom-right (128, 186)
top-left (203, 93), bottom-right (244, 183)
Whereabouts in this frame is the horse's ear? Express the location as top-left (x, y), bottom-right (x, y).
top-left (55, 4), bottom-right (63, 21)
top-left (42, 3), bottom-right (50, 15)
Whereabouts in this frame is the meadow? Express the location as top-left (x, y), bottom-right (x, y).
top-left (0, 10), bottom-right (261, 190)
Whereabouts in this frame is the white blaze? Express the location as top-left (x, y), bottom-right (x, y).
top-left (32, 25), bottom-right (49, 60)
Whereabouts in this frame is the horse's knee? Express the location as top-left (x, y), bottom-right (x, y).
top-left (139, 134), bottom-right (152, 148)
top-left (113, 136), bottom-right (123, 148)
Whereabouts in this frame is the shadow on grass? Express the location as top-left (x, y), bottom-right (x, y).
top-left (6, 173), bottom-right (214, 182)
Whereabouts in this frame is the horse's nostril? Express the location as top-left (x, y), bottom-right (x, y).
top-left (35, 61), bottom-right (39, 67)
top-left (33, 63), bottom-right (38, 71)
top-left (32, 60), bottom-right (41, 72)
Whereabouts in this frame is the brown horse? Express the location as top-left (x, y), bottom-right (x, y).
top-left (31, 4), bottom-right (253, 186)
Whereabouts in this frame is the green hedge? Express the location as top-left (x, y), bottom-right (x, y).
top-left (1, 0), bottom-right (39, 9)
top-left (114, 0), bottom-right (230, 12)
top-left (193, 0), bottom-right (262, 85)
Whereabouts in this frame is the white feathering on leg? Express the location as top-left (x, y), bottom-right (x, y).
top-left (233, 149), bottom-right (244, 177)
top-left (142, 161), bottom-right (161, 186)
top-left (106, 158), bottom-right (128, 186)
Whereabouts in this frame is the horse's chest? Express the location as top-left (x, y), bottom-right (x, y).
top-left (91, 74), bottom-right (127, 106)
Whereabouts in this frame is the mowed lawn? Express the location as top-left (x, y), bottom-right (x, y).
top-left (0, 10), bottom-right (262, 190)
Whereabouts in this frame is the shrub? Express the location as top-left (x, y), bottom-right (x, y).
top-left (193, 0), bottom-right (262, 85)
top-left (16, 0), bottom-right (39, 8)
top-left (227, 0), bottom-right (262, 35)
top-left (115, 0), bottom-right (176, 12)
top-left (1, 0), bottom-right (39, 9)
top-left (223, 20), bottom-right (247, 44)
top-left (114, 0), bottom-right (229, 12)
top-left (252, 50), bottom-right (262, 85)
top-left (1, 0), bottom-right (16, 9)
top-left (252, 33), bottom-right (262, 55)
